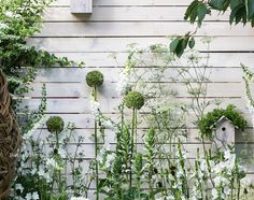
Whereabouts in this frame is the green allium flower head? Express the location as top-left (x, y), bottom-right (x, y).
top-left (46, 116), bottom-right (64, 133)
top-left (124, 91), bottom-right (145, 110)
top-left (86, 70), bottom-right (104, 87)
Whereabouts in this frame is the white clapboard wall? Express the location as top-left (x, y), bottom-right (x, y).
top-left (27, 0), bottom-right (254, 196)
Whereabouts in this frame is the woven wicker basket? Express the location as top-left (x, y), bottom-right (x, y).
top-left (0, 70), bottom-right (22, 199)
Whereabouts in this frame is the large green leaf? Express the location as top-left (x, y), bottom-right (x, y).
top-left (197, 3), bottom-right (211, 26)
top-left (230, 3), bottom-right (247, 25)
top-left (184, 0), bottom-right (210, 26)
top-left (247, 0), bottom-right (254, 19)
top-left (209, 0), bottom-right (230, 11)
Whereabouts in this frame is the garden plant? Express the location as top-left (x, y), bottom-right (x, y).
top-left (1, 0), bottom-right (254, 200)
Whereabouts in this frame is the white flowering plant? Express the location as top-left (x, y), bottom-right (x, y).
top-left (11, 118), bottom-right (91, 200)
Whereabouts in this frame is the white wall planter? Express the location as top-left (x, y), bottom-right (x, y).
top-left (71, 0), bottom-right (93, 14)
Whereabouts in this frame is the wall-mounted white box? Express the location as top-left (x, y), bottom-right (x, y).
top-left (71, 0), bottom-right (93, 14)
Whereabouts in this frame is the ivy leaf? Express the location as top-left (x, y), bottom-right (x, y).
top-left (209, 0), bottom-right (230, 11)
top-left (188, 37), bottom-right (195, 49)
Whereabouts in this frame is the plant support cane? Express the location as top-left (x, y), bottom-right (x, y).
top-left (86, 71), bottom-right (104, 200)
top-left (124, 91), bottom-right (144, 189)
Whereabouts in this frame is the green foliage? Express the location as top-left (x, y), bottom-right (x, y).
top-left (170, 0), bottom-right (254, 57)
top-left (85, 70), bottom-right (104, 87)
top-left (170, 34), bottom-right (195, 57)
top-left (198, 105), bottom-right (247, 139)
top-left (209, 0), bottom-right (230, 11)
top-left (46, 116), bottom-right (64, 134)
top-left (184, 0), bottom-right (211, 26)
top-left (242, 64), bottom-right (254, 108)
top-left (0, 0), bottom-right (75, 74)
top-left (124, 91), bottom-right (145, 110)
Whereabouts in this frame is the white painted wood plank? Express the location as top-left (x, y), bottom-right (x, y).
top-left (29, 37), bottom-right (254, 52)
top-left (26, 112), bottom-right (254, 131)
top-left (51, 0), bottom-right (193, 7)
top-left (44, 7), bottom-right (229, 22)
top-left (51, 52), bottom-right (254, 68)
top-left (20, 98), bottom-right (248, 114)
top-left (28, 82), bottom-right (244, 98)
top-left (32, 126), bottom-right (254, 144)
top-left (36, 22), bottom-right (254, 37)
top-left (33, 67), bottom-right (244, 83)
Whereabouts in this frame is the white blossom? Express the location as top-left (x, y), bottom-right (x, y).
top-left (25, 192), bottom-right (39, 200)
top-left (46, 158), bottom-right (62, 170)
top-left (15, 184), bottom-right (24, 193)
top-left (241, 177), bottom-right (252, 187)
top-left (70, 197), bottom-right (89, 200)
top-left (89, 97), bottom-right (100, 117)
top-left (211, 189), bottom-right (218, 200)
top-left (0, 23), bottom-right (8, 30)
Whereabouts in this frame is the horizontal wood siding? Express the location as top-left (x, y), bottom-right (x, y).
top-left (28, 0), bottom-right (254, 196)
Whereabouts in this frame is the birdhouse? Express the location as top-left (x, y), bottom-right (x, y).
top-left (71, 0), bottom-right (93, 14)
top-left (211, 116), bottom-right (238, 151)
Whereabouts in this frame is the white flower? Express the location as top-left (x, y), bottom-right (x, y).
top-left (89, 98), bottom-right (100, 117)
top-left (25, 192), bottom-right (39, 200)
top-left (46, 158), bottom-right (62, 170)
top-left (32, 192), bottom-right (39, 200)
top-left (116, 71), bottom-right (130, 95)
top-left (0, 23), bottom-right (8, 30)
top-left (214, 176), bottom-right (229, 187)
top-left (5, 11), bottom-right (14, 17)
top-left (211, 189), bottom-right (218, 200)
top-left (15, 184), bottom-right (24, 193)
top-left (241, 177), bottom-right (252, 187)
top-left (102, 119), bottom-right (114, 129)
top-left (224, 149), bottom-right (231, 160)
top-left (105, 153), bottom-right (115, 168)
top-left (200, 159), bottom-right (208, 172)
top-left (70, 197), bottom-right (89, 200)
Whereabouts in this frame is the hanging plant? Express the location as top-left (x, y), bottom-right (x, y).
top-left (198, 104), bottom-right (247, 139)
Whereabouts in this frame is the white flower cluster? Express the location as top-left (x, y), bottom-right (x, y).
top-left (89, 96), bottom-right (100, 118)
top-left (70, 197), bottom-right (89, 200)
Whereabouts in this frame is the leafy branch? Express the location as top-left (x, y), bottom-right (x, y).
top-left (170, 0), bottom-right (254, 57)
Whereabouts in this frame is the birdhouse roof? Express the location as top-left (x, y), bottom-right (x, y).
top-left (210, 116), bottom-right (239, 129)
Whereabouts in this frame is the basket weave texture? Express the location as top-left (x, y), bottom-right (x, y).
top-left (0, 71), bottom-right (22, 199)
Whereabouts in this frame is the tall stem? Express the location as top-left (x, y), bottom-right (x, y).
top-left (130, 108), bottom-right (137, 188)
top-left (54, 131), bottom-right (62, 194)
top-left (93, 86), bottom-right (99, 200)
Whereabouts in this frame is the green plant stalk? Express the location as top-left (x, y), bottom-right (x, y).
top-left (93, 86), bottom-right (99, 200)
top-left (129, 108), bottom-right (137, 189)
top-left (55, 131), bottom-right (62, 194)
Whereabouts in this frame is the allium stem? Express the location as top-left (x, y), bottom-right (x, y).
top-left (94, 86), bottom-right (99, 200)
